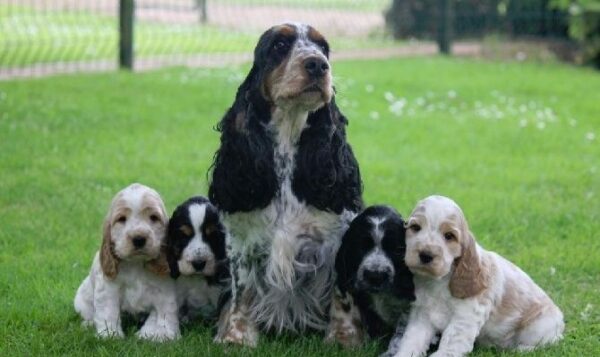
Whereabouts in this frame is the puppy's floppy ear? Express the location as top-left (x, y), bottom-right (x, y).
top-left (449, 229), bottom-right (489, 299)
top-left (165, 220), bottom-right (181, 279)
top-left (100, 215), bottom-right (119, 279)
top-left (145, 246), bottom-right (171, 277)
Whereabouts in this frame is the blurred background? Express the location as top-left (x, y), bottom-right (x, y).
top-left (0, 0), bottom-right (598, 79)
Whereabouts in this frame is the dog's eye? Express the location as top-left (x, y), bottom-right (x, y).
top-left (116, 216), bottom-right (126, 224)
top-left (408, 224), bottom-right (421, 232)
top-left (444, 232), bottom-right (456, 241)
top-left (273, 40), bottom-right (289, 53)
top-left (149, 214), bottom-right (161, 223)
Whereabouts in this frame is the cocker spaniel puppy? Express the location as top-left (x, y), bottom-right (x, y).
top-left (74, 183), bottom-right (180, 341)
top-left (327, 206), bottom-right (414, 347)
top-left (165, 196), bottom-right (229, 323)
top-left (389, 195), bottom-right (564, 357)
top-left (209, 23), bottom-right (363, 346)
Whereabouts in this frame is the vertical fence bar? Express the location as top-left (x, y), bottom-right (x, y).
top-left (437, 0), bottom-right (453, 55)
top-left (119, 0), bottom-right (135, 70)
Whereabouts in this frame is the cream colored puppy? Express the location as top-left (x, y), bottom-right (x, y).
top-left (74, 183), bottom-right (179, 341)
top-left (389, 195), bottom-right (563, 357)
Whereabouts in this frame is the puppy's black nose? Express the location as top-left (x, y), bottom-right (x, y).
top-left (364, 270), bottom-right (389, 287)
top-left (132, 236), bottom-right (146, 249)
top-left (419, 251), bottom-right (434, 264)
top-left (191, 260), bottom-right (206, 272)
top-left (304, 57), bottom-right (329, 78)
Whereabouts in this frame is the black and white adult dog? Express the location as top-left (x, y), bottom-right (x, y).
top-left (209, 23), bottom-right (363, 346)
top-left (165, 196), bottom-right (229, 323)
top-left (327, 206), bottom-right (415, 347)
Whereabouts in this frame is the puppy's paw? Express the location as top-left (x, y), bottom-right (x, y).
top-left (136, 323), bottom-right (180, 342)
top-left (214, 315), bottom-right (258, 347)
top-left (324, 324), bottom-right (364, 348)
top-left (96, 328), bottom-right (124, 339)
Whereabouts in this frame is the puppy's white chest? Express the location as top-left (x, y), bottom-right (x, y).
top-left (416, 281), bottom-right (454, 331)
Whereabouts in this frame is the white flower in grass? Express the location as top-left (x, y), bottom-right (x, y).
top-left (519, 105), bottom-right (528, 113)
top-left (365, 84), bottom-right (374, 93)
top-left (384, 91), bottom-right (395, 102)
top-left (569, 118), bottom-right (577, 127)
top-left (549, 267), bottom-right (556, 275)
top-left (519, 119), bottom-right (528, 128)
top-left (585, 132), bottom-right (595, 141)
top-left (580, 304), bottom-right (593, 321)
top-left (415, 97), bottom-right (426, 106)
top-left (389, 99), bottom-right (406, 116)
top-left (447, 90), bottom-right (457, 99)
top-left (369, 111), bottom-right (380, 120)
top-left (537, 122), bottom-right (546, 130)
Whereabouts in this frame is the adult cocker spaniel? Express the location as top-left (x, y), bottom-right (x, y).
top-left (74, 183), bottom-right (179, 341)
top-left (209, 23), bottom-right (363, 346)
top-left (388, 195), bottom-right (564, 356)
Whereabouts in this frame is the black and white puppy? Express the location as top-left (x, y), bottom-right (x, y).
top-left (166, 196), bottom-right (229, 323)
top-left (209, 23), bottom-right (363, 346)
top-left (327, 205), bottom-right (415, 347)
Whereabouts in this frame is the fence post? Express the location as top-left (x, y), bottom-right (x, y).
top-left (437, 0), bottom-right (453, 54)
top-left (119, 0), bottom-right (135, 70)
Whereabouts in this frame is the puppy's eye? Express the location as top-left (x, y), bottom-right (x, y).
top-left (116, 216), bottom-right (126, 224)
top-left (444, 232), bottom-right (456, 241)
top-left (408, 224), bottom-right (421, 232)
top-left (274, 40), bottom-right (289, 53)
top-left (149, 214), bottom-right (161, 223)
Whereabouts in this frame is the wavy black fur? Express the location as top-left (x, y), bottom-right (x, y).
top-left (209, 29), bottom-right (362, 214)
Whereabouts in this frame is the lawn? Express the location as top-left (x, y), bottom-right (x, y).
top-left (0, 57), bottom-right (599, 356)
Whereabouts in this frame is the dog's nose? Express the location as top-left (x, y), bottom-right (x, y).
top-left (364, 270), bottom-right (390, 287)
top-left (191, 260), bottom-right (206, 272)
top-left (419, 251), bottom-right (434, 264)
top-left (132, 236), bottom-right (146, 249)
top-left (304, 57), bottom-right (329, 78)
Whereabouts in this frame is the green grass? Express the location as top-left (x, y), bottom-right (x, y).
top-left (0, 2), bottom-right (394, 68)
top-left (1, 57), bottom-right (599, 355)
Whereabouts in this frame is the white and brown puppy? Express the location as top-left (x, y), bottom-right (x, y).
top-left (165, 196), bottom-right (229, 323)
top-left (389, 195), bottom-right (564, 357)
top-left (74, 183), bottom-right (180, 341)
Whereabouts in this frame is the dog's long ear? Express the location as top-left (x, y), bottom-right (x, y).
top-left (449, 229), bottom-right (489, 299)
top-left (208, 64), bottom-right (277, 214)
top-left (293, 98), bottom-right (363, 214)
top-left (164, 219), bottom-right (181, 279)
top-left (334, 223), bottom-right (363, 293)
top-left (145, 245), bottom-right (171, 277)
top-left (100, 215), bottom-right (119, 279)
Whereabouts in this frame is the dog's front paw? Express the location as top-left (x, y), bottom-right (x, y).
top-left (325, 324), bottom-right (364, 348)
top-left (136, 323), bottom-right (180, 342)
top-left (96, 328), bottom-right (124, 339)
top-left (214, 314), bottom-right (258, 347)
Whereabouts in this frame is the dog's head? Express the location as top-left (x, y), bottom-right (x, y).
top-left (165, 196), bottom-right (228, 281)
top-left (404, 195), bottom-right (489, 298)
top-left (100, 183), bottom-right (168, 279)
top-left (208, 23), bottom-right (363, 215)
top-left (250, 22), bottom-right (333, 111)
top-left (335, 206), bottom-right (414, 299)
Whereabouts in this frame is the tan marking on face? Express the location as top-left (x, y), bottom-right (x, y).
top-left (264, 55), bottom-right (290, 102)
top-left (307, 27), bottom-right (325, 44)
top-left (204, 223), bottom-right (217, 236)
top-left (180, 225), bottom-right (193, 236)
top-left (274, 24), bottom-right (297, 37)
top-left (140, 191), bottom-right (166, 224)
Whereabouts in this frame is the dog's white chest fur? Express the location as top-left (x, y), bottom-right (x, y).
top-left (223, 107), bottom-right (353, 331)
